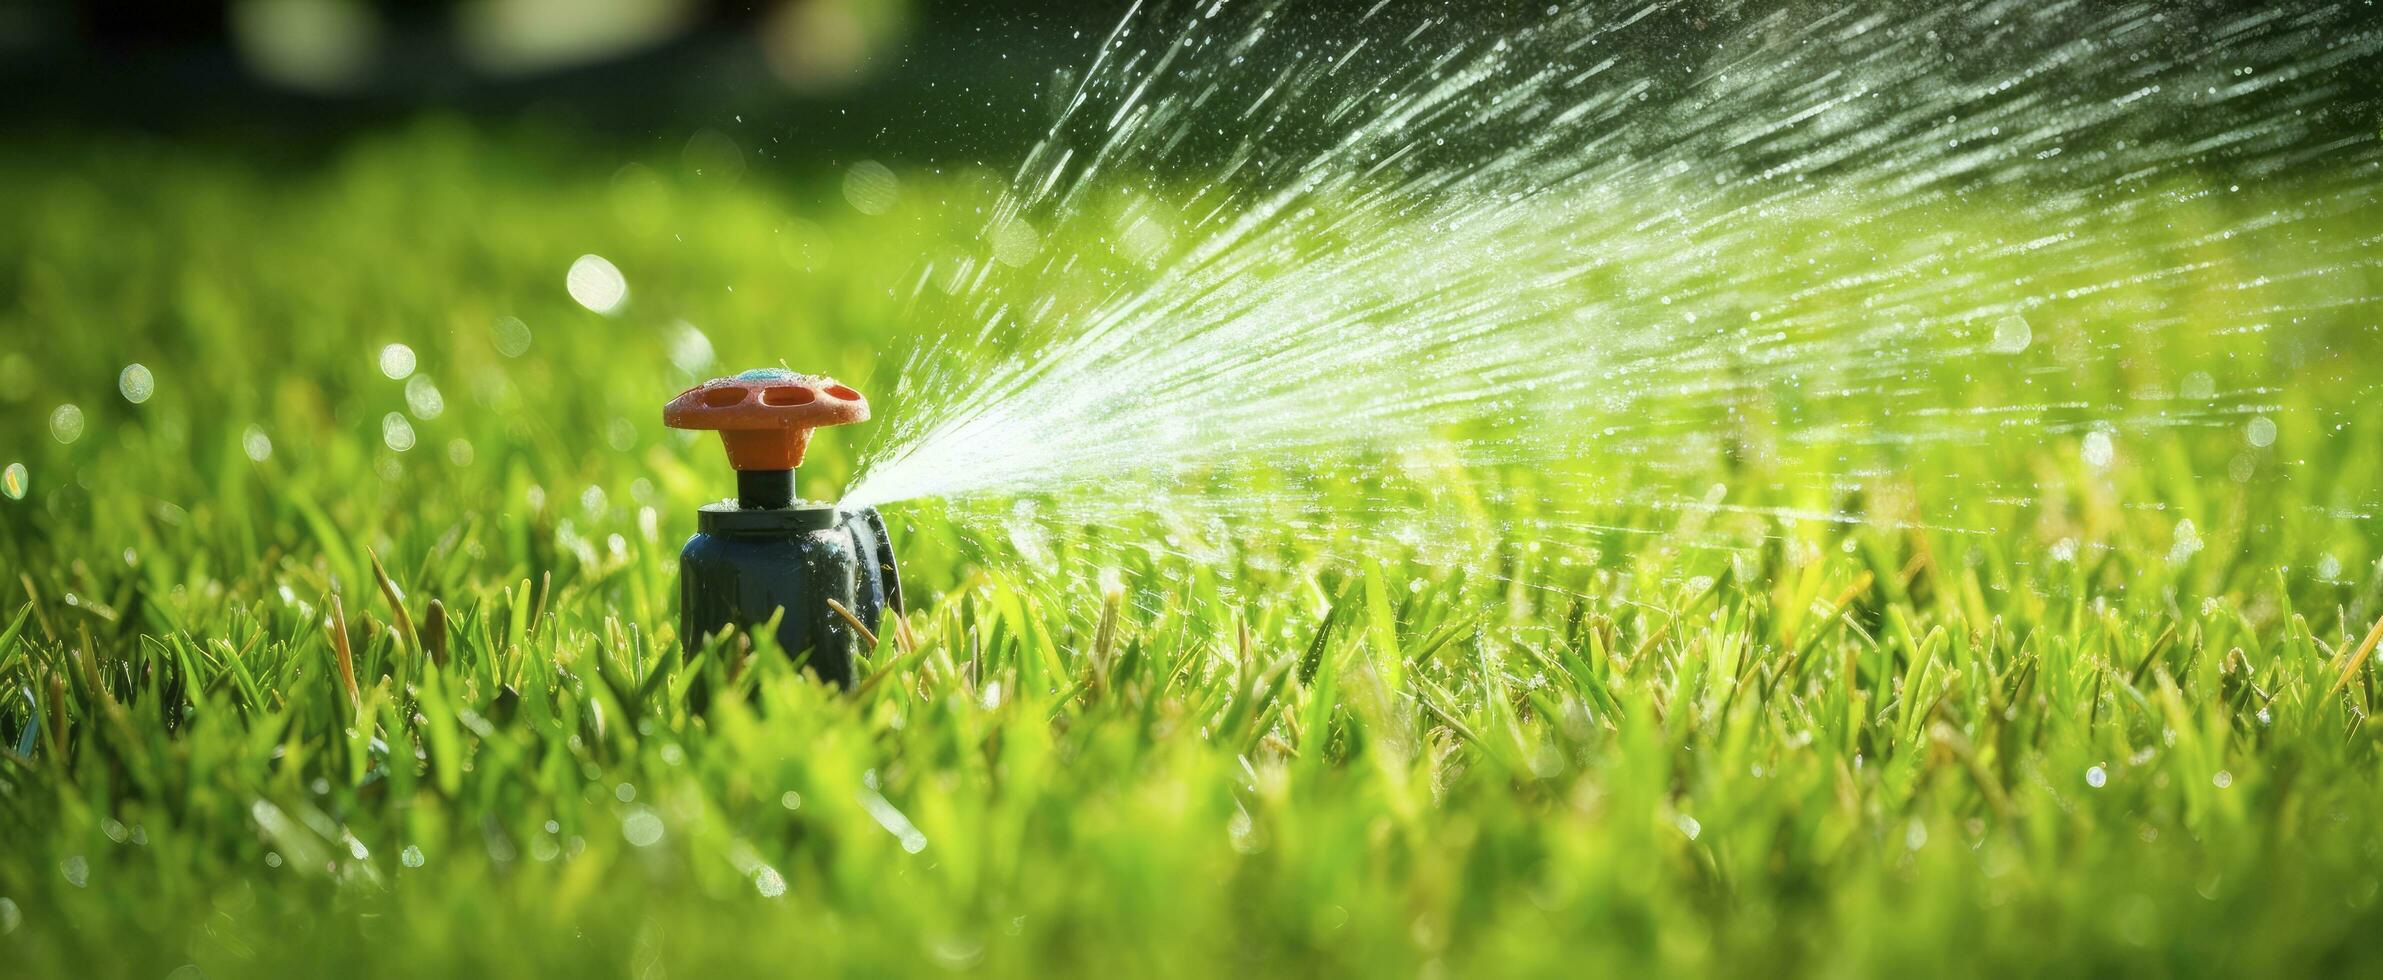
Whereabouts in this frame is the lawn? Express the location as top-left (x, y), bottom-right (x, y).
top-left (3, 124), bottom-right (2383, 977)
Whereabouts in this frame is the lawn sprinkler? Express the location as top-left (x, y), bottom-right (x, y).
top-left (665, 368), bottom-right (901, 686)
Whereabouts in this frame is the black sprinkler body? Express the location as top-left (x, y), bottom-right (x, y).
top-left (666, 368), bottom-right (899, 686)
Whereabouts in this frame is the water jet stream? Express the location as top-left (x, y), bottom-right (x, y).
top-left (844, 0), bottom-right (2382, 574)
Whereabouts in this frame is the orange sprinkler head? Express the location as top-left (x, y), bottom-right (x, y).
top-left (666, 370), bottom-right (868, 510)
top-left (665, 368), bottom-right (868, 470)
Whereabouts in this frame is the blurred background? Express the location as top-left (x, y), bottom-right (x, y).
top-left (4, 0), bottom-right (2376, 167)
top-left (0, 0), bottom-right (1168, 162)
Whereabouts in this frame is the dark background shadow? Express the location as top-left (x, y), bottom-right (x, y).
top-left (2, 0), bottom-right (2376, 170)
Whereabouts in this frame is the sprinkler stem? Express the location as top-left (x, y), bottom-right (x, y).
top-left (737, 469), bottom-right (796, 510)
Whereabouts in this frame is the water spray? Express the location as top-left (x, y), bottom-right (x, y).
top-left (844, 0), bottom-right (2382, 570)
top-left (665, 368), bottom-right (900, 686)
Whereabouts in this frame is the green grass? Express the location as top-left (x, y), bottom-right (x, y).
top-left (4, 124), bottom-right (2383, 977)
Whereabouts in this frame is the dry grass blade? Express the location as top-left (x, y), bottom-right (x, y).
top-left (2325, 613), bottom-right (2383, 699)
top-left (1831, 571), bottom-right (1878, 612)
top-left (327, 593), bottom-right (360, 713)
top-left (367, 549), bottom-right (419, 652)
top-left (1091, 585), bottom-right (1123, 679)
top-left (1621, 620), bottom-right (1671, 675)
top-left (824, 597), bottom-right (881, 651)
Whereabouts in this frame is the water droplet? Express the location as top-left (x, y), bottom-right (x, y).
top-left (990, 216), bottom-right (1043, 268)
top-left (60, 855), bottom-right (88, 888)
top-left (378, 343), bottom-right (416, 380)
top-left (446, 438), bottom-right (475, 467)
top-left (2086, 765), bottom-right (2107, 788)
top-left (49, 404), bottom-right (84, 444)
top-left (405, 375), bottom-right (445, 420)
top-left (754, 865), bottom-right (787, 897)
top-left (682, 129), bottom-right (747, 186)
top-left (567, 254), bottom-right (629, 314)
top-left (621, 807), bottom-right (666, 847)
top-left (2, 462), bottom-right (25, 500)
top-left (842, 160), bottom-right (900, 215)
top-left (0, 896), bottom-right (19, 934)
top-left (2081, 430), bottom-right (2115, 469)
top-left (666, 321), bottom-right (715, 374)
top-left (1674, 813), bottom-right (1701, 840)
top-left (2168, 519), bottom-right (2203, 564)
top-left (2179, 372), bottom-right (2217, 401)
top-left (2246, 416), bottom-right (2276, 448)
top-left (118, 363), bottom-right (155, 403)
top-left (493, 316), bottom-right (533, 358)
top-left (1114, 198), bottom-right (1176, 265)
top-left (2212, 770), bottom-right (2233, 789)
top-left (780, 791), bottom-right (803, 811)
top-left (242, 425), bottom-right (274, 462)
top-left (1987, 314), bottom-right (2032, 354)
top-left (400, 845), bottom-right (425, 868)
top-left (381, 413), bottom-right (416, 452)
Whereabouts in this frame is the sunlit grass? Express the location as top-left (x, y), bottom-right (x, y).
top-left (2, 126), bottom-right (2382, 977)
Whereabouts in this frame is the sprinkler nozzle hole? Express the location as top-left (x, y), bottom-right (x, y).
top-left (701, 386), bottom-right (748, 407)
top-left (763, 386), bottom-right (819, 406)
top-left (825, 384), bottom-right (861, 401)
